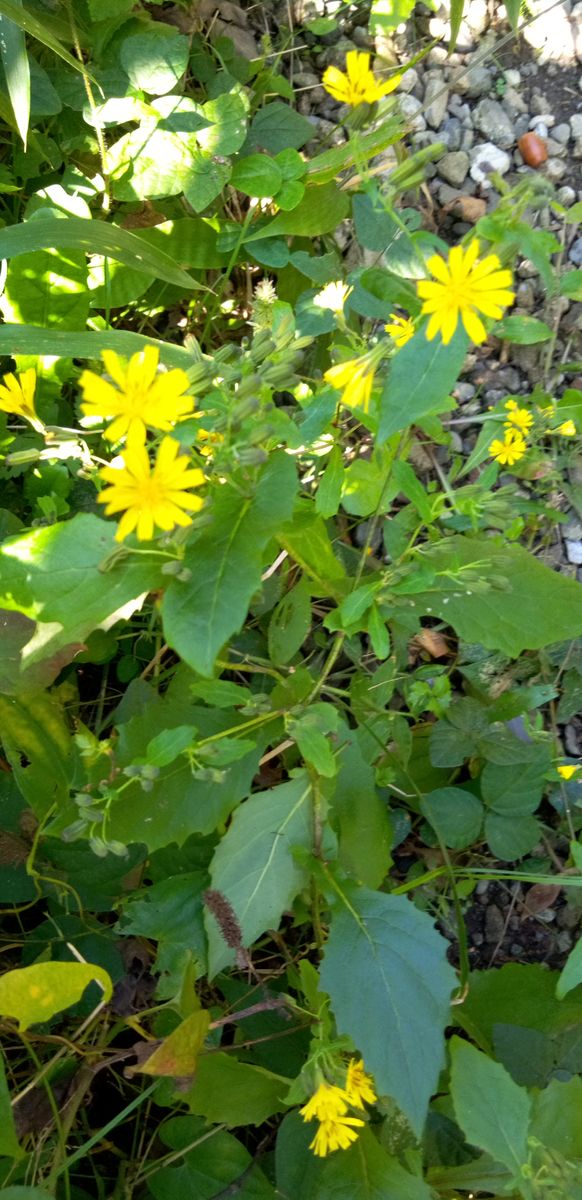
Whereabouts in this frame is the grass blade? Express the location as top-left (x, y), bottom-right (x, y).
top-left (0, 324), bottom-right (193, 367)
top-left (0, 0), bottom-right (29, 146)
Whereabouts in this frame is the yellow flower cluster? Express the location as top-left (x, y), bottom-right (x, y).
top-left (323, 51), bottom-right (400, 107)
top-left (489, 400), bottom-right (577, 467)
top-left (300, 1059), bottom-right (377, 1158)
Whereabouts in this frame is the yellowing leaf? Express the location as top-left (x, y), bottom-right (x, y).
top-left (133, 1010), bottom-right (210, 1077)
top-left (0, 961), bottom-right (112, 1030)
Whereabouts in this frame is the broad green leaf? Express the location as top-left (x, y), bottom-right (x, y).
top-left (353, 194), bottom-right (424, 277)
top-left (378, 325), bottom-right (469, 441)
top-left (557, 937), bottom-right (582, 999)
top-left (484, 811), bottom-right (540, 860)
top-left (197, 93), bottom-right (247, 156)
top-left (206, 772), bottom-right (313, 975)
top-left (317, 1126), bottom-right (432, 1200)
top-left (0, 216), bottom-right (199, 289)
top-left (0, 0), bottom-right (97, 79)
top-left (145, 726), bottom-right (197, 768)
top-left (0, 1049), bottom-right (22, 1158)
top-left (492, 1024), bottom-right (553, 1088)
top-left (481, 750), bottom-right (549, 815)
top-left (120, 871), bottom-right (208, 995)
top-left (0, 690), bottom-right (71, 816)
top-left (248, 100), bottom-right (313, 152)
top-left (288, 705), bottom-right (339, 777)
top-left (493, 314), bottom-right (552, 344)
top-left (268, 576), bottom-right (312, 666)
top-left (0, 0), bottom-right (29, 146)
top-left (531, 1077), bottom-right (582, 1158)
top-left (320, 888), bottom-right (456, 1134)
top-left (0, 961), bottom-right (112, 1030)
top-left (456, 963), bottom-right (582, 1050)
top-left (135, 1010), bottom-right (210, 1076)
top-left (162, 453), bottom-right (297, 677)
top-left (184, 1053), bottom-right (289, 1125)
top-left (120, 28), bottom-right (189, 95)
top-left (561, 269), bottom-right (582, 300)
top-left (421, 787), bottom-right (484, 850)
top-left (108, 126), bottom-right (198, 201)
top-left (150, 1116), bottom-right (276, 1199)
top-left (2, 242), bottom-right (88, 330)
top-left (450, 1037), bottom-right (531, 1175)
top-left (246, 181), bottom-right (349, 242)
top-left (407, 535), bottom-right (582, 656)
top-left (231, 153), bottom-right (283, 198)
top-left (0, 323), bottom-right (193, 367)
top-left (278, 502), bottom-right (349, 599)
top-left (183, 153), bottom-right (231, 212)
top-left (316, 445), bottom-right (344, 518)
top-left (332, 738), bottom-right (391, 888)
top-left (0, 514), bottom-right (163, 682)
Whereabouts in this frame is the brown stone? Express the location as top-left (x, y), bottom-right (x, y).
top-left (517, 131), bottom-right (548, 167)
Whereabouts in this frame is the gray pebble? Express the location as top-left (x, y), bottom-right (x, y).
top-left (573, 139), bottom-right (582, 160)
top-left (563, 515), bottom-right (582, 540)
top-left (473, 98), bottom-right (514, 148)
top-left (504, 68), bottom-right (521, 86)
top-left (571, 113), bottom-right (582, 140)
top-left (455, 382), bottom-right (476, 402)
top-left (530, 112), bottom-right (555, 127)
top-left (546, 138), bottom-right (567, 158)
top-left (557, 186), bottom-right (577, 206)
top-left (485, 904), bottom-right (505, 943)
top-left (545, 158), bottom-right (568, 182)
top-left (530, 120), bottom-right (549, 139)
top-left (424, 73), bottom-right (450, 129)
top-left (569, 237), bottom-right (582, 266)
top-left (438, 149), bottom-right (470, 186)
top-left (399, 67), bottom-right (419, 93)
top-left (566, 540), bottom-right (582, 565)
top-left (553, 123), bottom-right (571, 144)
top-left (470, 141), bottom-right (511, 187)
top-left (399, 94), bottom-right (426, 132)
top-left (441, 116), bottom-right (462, 151)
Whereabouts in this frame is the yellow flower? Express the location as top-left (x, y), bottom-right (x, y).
top-left (555, 420), bottom-right (577, 437)
top-left (345, 1059), bottom-right (377, 1108)
top-left (197, 428), bottom-right (224, 457)
top-left (504, 399), bottom-right (533, 434)
top-left (300, 1082), bottom-right (349, 1123)
top-left (385, 313), bottom-right (415, 348)
top-left (489, 429), bottom-right (527, 467)
top-left (417, 240), bottom-right (515, 346)
top-left (98, 431), bottom-right (205, 542)
top-left (558, 765), bottom-right (579, 780)
top-left (313, 281), bottom-right (352, 315)
top-left (323, 51), bottom-right (400, 107)
top-left (80, 346), bottom-right (193, 443)
top-left (325, 352), bottom-right (379, 413)
top-left (0, 368), bottom-right (42, 428)
top-left (309, 1116), bottom-right (365, 1158)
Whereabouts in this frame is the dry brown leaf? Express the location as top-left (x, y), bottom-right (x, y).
top-left (413, 629), bottom-right (451, 659)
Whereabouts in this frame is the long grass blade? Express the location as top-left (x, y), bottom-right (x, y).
top-left (0, 0), bottom-right (29, 147)
top-left (0, 324), bottom-right (193, 367)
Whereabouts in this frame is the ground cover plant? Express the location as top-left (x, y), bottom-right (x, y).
top-left (4, 0), bottom-right (582, 1197)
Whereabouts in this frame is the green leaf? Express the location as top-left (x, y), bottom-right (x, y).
top-left (0, 1049), bottom-right (22, 1159)
top-left (150, 1117), bottom-right (275, 1200)
top-left (0, 961), bottom-right (112, 1030)
top-left (248, 100), bottom-right (313, 152)
top-left (0, 514), bottom-right (162, 684)
top-left (206, 772), bottom-right (313, 976)
top-left (278, 502), bottom-right (349, 599)
top-left (456, 962), bottom-right (582, 1050)
top-left (332, 738), bottom-right (391, 888)
top-left (120, 872), bottom-right (207, 995)
top-left (0, 324), bottom-right (194, 367)
top-left (162, 453), bottom-right (297, 677)
top-left (317, 1126), bottom-right (433, 1200)
top-left (378, 325), bottom-right (469, 442)
top-left (0, 0), bottom-right (97, 80)
top-left (289, 705), bottom-right (339, 777)
top-left (0, 1190), bottom-right (55, 1200)
top-left (2, 241), bottom-right (88, 330)
top-left (561, 270), bottom-right (582, 300)
top-left (450, 1037), bottom-right (531, 1174)
top-left (493, 314), bottom-right (552, 344)
top-left (145, 726), bottom-right (197, 768)
top-left (184, 1053), bottom-right (289, 1125)
top-left (531, 1077), bottom-right (582, 1158)
top-left (246, 181), bottom-right (349, 241)
top-left (136, 1011), bottom-right (210, 1077)
top-left (409, 535), bottom-right (582, 656)
top-left (0, 691), bottom-right (71, 817)
top-left (320, 888), bottom-right (456, 1134)
top-left (197, 93), bottom-right (247, 156)
top-left (0, 1), bottom-right (29, 146)
top-left (232, 152), bottom-right (283, 198)
top-left (421, 787), bottom-right (484, 850)
top-left (120, 28), bottom-right (189, 95)
top-left (481, 750), bottom-right (548, 815)
top-left (353, 195), bottom-right (424, 276)
top-left (183, 153), bottom-right (231, 212)
top-left (484, 811), bottom-right (540, 860)
top-left (0, 216), bottom-right (200, 290)
top-left (557, 937), bottom-right (582, 999)
top-left (316, 446), bottom-right (344, 518)
top-left (448, 0), bottom-right (464, 52)
top-left (268, 576), bottom-right (312, 666)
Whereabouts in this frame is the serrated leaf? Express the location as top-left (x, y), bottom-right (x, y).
top-left (450, 1037), bottom-right (531, 1174)
top-left (0, 961), bottom-right (112, 1030)
top-left (320, 888), bottom-right (456, 1134)
top-left (162, 453), bottom-right (297, 677)
top-left (378, 325), bottom-right (469, 442)
top-left (206, 773), bottom-right (313, 976)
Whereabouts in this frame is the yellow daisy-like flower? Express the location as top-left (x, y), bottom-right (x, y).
top-left (323, 50), bottom-right (400, 107)
top-left (313, 280), bottom-right (352, 315)
top-left (309, 1115), bottom-right (365, 1158)
top-left (558, 765), bottom-right (579, 780)
top-left (489, 429), bottom-right (527, 467)
top-left (417, 240), bottom-right (515, 346)
top-left (555, 420), bottom-right (577, 437)
top-left (385, 313), bottom-right (415, 348)
top-left (0, 368), bottom-right (42, 429)
top-left (80, 346), bottom-right (194, 443)
top-left (345, 1059), bottom-right (377, 1109)
top-left (98, 431), bottom-right (205, 542)
top-left (325, 353), bottom-right (378, 414)
top-left (300, 1082), bottom-right (349, 1123)
top-left (504, 399), bottom-right (533, 434)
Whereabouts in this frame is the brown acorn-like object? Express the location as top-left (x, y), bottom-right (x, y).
top-left (517, 131), bottom-right (548, 167)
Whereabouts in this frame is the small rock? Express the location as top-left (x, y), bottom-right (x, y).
top-left (553, 123), bottom-right (571, 144)
top-left (557, 186), bottom-right (577, 206)
top-left (556, 930), bottom-right (574, 953)
top-left (516, 280), bottom-right (536, 310)
top-left (503, 87), bottom-right (528, 118)
top-left (399, 67), bottom-right (419, 93)
top-left (470, 142), bottom-right (511, 187)
top-left (545, 158), bottom-right (568, 182)
top-left (451, 64), bottom-right (492, 97)
top-left (441, 116), bottom-right (462, 151)
top-left (455, 382), bottom-right (476, 402)
top-left (466, 0), bottom-right (489, 36)
top-left (524, 0), bottom-right (576, 61)
top-left (514, 115), bottom-right (531, 139)
top-left (529, 112), bottom-right (555, 128)
top-left (438, 149), bottom-right (470, 185)
top-left (563, 515), bottom-right (582, 540)
top-left (530, 93), bottom-right (551, 116)
top-left (473, 98), bottom-right (514, 148)
top-left (460, 129), bottom-right (474, 151)
top-left (485, 905), bottom-right (505, 943)
top-left (571, 114), bottom-right (582, 140)
top-left (530, 120), bottom-right (549, 139)
top-left (574, 139), bottom-right (582, 160)
top-left (424, 73), bottom-right (449, 129)
top-left (566, 540), bottom-right (582, 564)
top-left (504, 68), bottom-right (521, 86)
top-left (399, 94), bottom-right (426, 132)
top-left (438, 182), bottom-right (463, 206)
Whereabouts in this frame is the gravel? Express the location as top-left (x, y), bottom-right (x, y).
top-left (438, 149), bottom-right (470, 185)
top-left (473, 98), bottom-right (515, 148)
